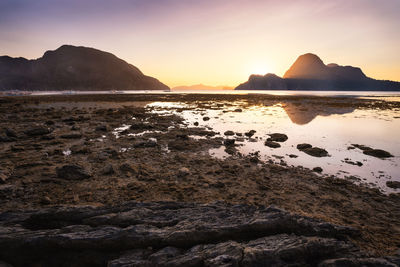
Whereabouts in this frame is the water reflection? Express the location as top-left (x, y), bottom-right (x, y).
top-left (147, 100), bottom-right (400, 193)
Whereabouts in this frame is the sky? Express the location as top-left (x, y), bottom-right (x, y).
top-left (1, 0), bottom-right (399, 87)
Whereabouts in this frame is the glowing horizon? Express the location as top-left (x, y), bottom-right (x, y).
top-left (1, 0), bottom-right (399, 88)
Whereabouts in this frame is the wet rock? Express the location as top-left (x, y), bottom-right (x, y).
top-left (244, 130), bottom-right (256, 137)
top-left (313, 167), bottom-right (323, 173)
top-left (224, 139), bottom-right (235, 146)
top-left (24, 127), bottom-right (52, 136)
top-left (302, 147), bottom-right (329, 157)
top-left (95, 125), bottom-right (107, 131)
top-left (352, 144), bottom-right (393, 158)
top-left (101, 164), bottom-right (115, 175)
top-left (202, 116), bottom-right (210, 121)
top-left (267, 133), bottom-right (288, 142)
top-left (297, 143), bottom-right (312, 150)
top-left (297, 144), bottom-right (328, 157)
top-left (344, 159), bottom-right (363, 166)
top-left (386, 181), bottom-right (400, 189)
top-left (264, 140), bottom-right (281, 148)
top-left (56, 165), bottom-right (91, 180)
top-left (0, 202), bottom-right (394, 267)
top-left (224, 130), bottom-right (235, 136)
top-left (60, 133), bottom-right (83, 139)
top-left (363, 149), bottom-right (393, 159)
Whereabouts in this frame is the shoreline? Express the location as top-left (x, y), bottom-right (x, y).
top-left (0, 93), bottom-right (399, 258)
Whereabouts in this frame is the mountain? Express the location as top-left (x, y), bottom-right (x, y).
top-left (236, 53), bottom-right (400, 91)
top-left (172, 84), bottom-right (233, 90)
top-left (0, 45), bottom-right (169, 91)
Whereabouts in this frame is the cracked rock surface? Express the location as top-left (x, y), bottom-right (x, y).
top-left (0, 202), bottom-right (398, 267)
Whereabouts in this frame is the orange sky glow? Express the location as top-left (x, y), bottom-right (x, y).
top-left (1, 0), bottom-right (399, 87)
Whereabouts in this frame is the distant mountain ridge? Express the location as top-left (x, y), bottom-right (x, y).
top-left (236, 53), bottom-right (400, 91)
top-left (172, 84), bottom-right (233, 90)
top-left (0, 45), bottom-right (169, 91)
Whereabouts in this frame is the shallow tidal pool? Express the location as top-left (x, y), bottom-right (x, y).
top-left (148, 100), bottom-right (400, 192)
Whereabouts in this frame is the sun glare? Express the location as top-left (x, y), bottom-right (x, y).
top-left (248, 62), bottom-right (274, 76)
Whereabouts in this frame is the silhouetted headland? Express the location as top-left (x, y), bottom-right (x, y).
top-left (236, 53), bottom-right (400, 91)
top-left (0, 45), bottom-right (170, 91)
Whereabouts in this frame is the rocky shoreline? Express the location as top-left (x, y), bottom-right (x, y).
top-left (0, 94), bottom-right (399, 266)
top-left (0, 201), bottom-right (399, 266)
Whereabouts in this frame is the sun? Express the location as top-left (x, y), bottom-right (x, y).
top-left (247, 62), bottom-right (274, 76)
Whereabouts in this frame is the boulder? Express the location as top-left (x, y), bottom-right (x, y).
top-left (56, 165), bottom-right (91, 180)
top-left (267, 133), bottom-right (288, 142)
top-left (264, 141), bottom-right (281, 148)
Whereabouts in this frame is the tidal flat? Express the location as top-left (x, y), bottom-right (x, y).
top-left (0, 93), bottom-right (399, 265)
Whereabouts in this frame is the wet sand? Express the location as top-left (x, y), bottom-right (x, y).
top-left (0, 93), bottom-right (399, 256)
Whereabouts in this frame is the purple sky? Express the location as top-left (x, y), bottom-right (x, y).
top-left (1, 0), bottom-right (399, 86)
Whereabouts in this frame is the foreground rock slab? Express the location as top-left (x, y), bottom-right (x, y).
top-left (0, 202), bottom-right (398, 267)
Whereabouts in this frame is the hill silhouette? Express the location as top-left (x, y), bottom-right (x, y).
top-left (0, 45), bottom-right (169, 91)
top-left (236, 53), bottom-right (400, 91)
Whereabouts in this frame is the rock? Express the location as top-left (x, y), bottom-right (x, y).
top-left (101, 164), bottom-right (115, 175)
top-left (224, 139), bottom-right (235, 146)
top-left (297, 143), bottom-right (312, 150)
top-left (130, 123), bottom-right (154, 131)
top-left (95, 125), bottom-right (107, 131)
top-left (40, 196), bottom-right (52, 205)
top-left (244, 130), bottom-right (256, 137)
top-left (289, 154), bottom-right (298, 158)
top-left (297, 144), bottom-right (328, 157)
top-left (60, 133), bottom-right (83, 139)
top-left (203, 116), bottom-right (210, 121)
top-left (4, 128), bottom-right (17, 138)
top-left (0, 173), bottom-right (8, 184)
top-left (352, 144), bottom-right (393, 158)
top-left (193, 122), bottom-right (199, 126)
top-left (56, 165), bottom-right (91, 180)
top-left (313, 167), bottom-right (323, 173)
top-left (234, 108), bottom-right (242, 112)
top-left (224, 130), bottom-right (235, 136)
top-left (363, 149), bottom-right (393, 159)
top-left (120, 163), bottom-right (138, 174)
top-left (267, 133), bottom-right (288, 142)
top-left (344, 159), bottom-right (363, 166)
top-left (0, 202), bottom-right (394, 267)
top-left (0, 136), bottom-right (14, 142)
top-left (264, 141), bottom-right (281, 148)
top-left (24, 127), bottom-right (52, 136)
top-left (386, 181), bottom-right (400, 189)
top-left (302, 147), bottom-right (329, 157)
top-left (178, 167), bottom-right (190, 177)
top-left (133, 139), bottom-right (158, 148)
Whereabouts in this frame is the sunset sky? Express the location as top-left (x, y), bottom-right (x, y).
top-left (1, 0), bottom-right (399, 87)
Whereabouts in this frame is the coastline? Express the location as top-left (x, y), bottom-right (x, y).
top-left (0, 93), bottom-right (399, 264)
